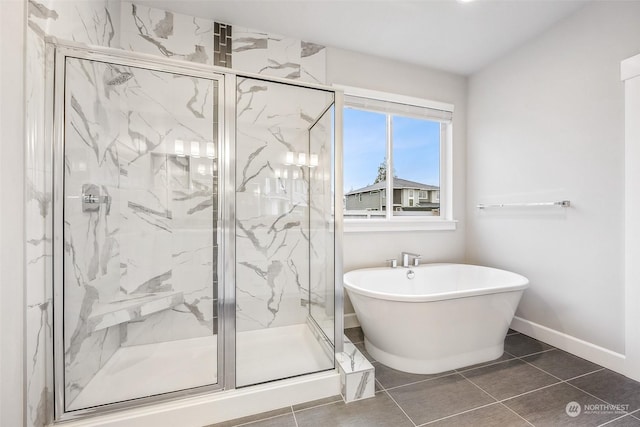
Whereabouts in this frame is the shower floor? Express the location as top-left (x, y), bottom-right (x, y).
top-left (69, 323), bottom-right (333, 411)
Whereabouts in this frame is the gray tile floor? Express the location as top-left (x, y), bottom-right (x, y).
top-left (211, 328), bottom-right (640, 427)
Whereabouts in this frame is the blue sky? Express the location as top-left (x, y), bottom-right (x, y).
top-left (343, 108), bottom-right (440, 193)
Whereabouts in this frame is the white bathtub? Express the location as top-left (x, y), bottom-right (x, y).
top-left (343, 263), bottom-right (529, 374)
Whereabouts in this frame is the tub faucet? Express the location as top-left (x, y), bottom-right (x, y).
top-left (401, 252), bottom-right (421, 268)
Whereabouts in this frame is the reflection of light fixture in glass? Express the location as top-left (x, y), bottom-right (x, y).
top-left (274, 168), bottom-right (281, 178)
top-left (197, 164), bottom-right (206, 175)
top-left (309, 153), bottom-right (318, 168)
top-left (134, 138), bottom-right (144, 152)
top-left (213, 161), bottom-right (218, 172)
top-left (206, 142), bottom-right (215, 159)
top-left (175, 140), bottom-right (185, 157)
top-left (285, 151), bottom-right (294, 165)
top-left (209, 165), bottom-right (214, 175)
top-left (297, 152), bottom-right (306, 166)
top-left (283, 169), bottom-right (288, 179)
top-left (77, 161), bottom-right (87, 171)
top-left (293, 170), bottom-right (299, 180)
top-left (191, 141), bottom-right (200, 158)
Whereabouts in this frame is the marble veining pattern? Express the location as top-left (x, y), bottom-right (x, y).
top-left (235, 77), bottom-right (333, 334)
top-left (25, 0), bottom-right (329, 423)
top-left (235, 76), bottom-right (335, 386)
top-left (308, 107), bottom-right (334, 342)
top-left (120, 2), bottom-right (214, 65)
top-left (28, 0), bottom-right (120, 48)
top-left (233, 27), bottom-right (327, 84)
top-left (25, 12), bottom-right (54, 426)
top-left (62, 56), bottom-right (218, 408)
top-left (337, 338), bottom-right (375, 402)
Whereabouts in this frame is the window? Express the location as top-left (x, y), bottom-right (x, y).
top-left (341, 86), bottom-right (454, 230)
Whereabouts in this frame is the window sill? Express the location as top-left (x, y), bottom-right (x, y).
top-left (343, 219), bottom-right (458, 233)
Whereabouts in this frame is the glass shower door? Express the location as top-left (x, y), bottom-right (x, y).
top-left (309, 105), bottom-right (335, 345)
top-left (59, 55), bottom-right (222, 412)
top-left (235, 77), bottom-right (335, 387)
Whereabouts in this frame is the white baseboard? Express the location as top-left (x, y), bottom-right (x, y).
top-left (344, 313), bottom-right (360, 329)
top-left (510, 316), bottom-right (626, 373)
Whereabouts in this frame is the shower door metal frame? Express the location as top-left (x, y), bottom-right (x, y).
top-left (47, 38), bottom-right (344, 423)
top-left (50, 42), bottom-right (232, 421)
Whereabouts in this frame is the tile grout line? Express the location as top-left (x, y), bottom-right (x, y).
top-left (597, 413), bottom-right (635, 426)
top-left (292, 399), bottom-right (342, 415)
top-left (382, 388), bottom-right (418, 427)
top-left (562, 368), bottom-right (606, 382)
top-left (229, 410), bottom-right (292, 427)
top-left (417, 358), bottom-right (538, 426)
top-left (290, 405), bottom-right (299, 427)
top-left (513, 355), bottom-right (634, 417)
top-left (416, 402), bottom-right (499, 426)
top-left (563, 380), bottom-right (634, 415)
top-left (500, 357), bottom-right (634, 421)
top-left (458, 363), bottom-right (564, 404)
top-left (502, 348), bottom-right (629, 415)
top-left (457, 369), bottom-right (505, 403)
top-left (510, 347), bottom-right (557, 358)
top-left (377, 347), bottom-right (562, 426)
top-left (455, 356), bottom-right (516, 374)
top-left (459, 367), bottom-right (563, 426)
top-left (515, 353), bottom-right (584, 382)
top-left (347, 331), bottom-right (639, 425)
top-left (497, 402), bottom-right (535, 427)
top-left (382, 371), bottom-right (458, 392)
top-left (513, 347), bottom-right (605, 383)
top-left (452, 348), bottom-right (553, 376)
top-left (498, 381), bottom-right (561, 403)
top-left (454, 346), bottom-right (545, 427)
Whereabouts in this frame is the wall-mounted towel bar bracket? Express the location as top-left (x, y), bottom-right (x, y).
top-left (476, 200), bottom-right (571, 209)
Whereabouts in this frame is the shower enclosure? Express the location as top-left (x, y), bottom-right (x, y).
top-left (51, 43), bottom-right (341, 420)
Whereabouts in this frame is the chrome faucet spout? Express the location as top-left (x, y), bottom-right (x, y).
top-left (401, 252), bottom-right (421, 268)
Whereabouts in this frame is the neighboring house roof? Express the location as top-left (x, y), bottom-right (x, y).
top-left (345, 178), bottom-right (439, 196)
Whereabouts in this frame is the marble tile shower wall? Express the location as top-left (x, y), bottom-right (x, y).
top-left (232, 27), bottom-right (327, 84)
top-left (235, 79), bottom-right (332, 332)
top-left (25, 1), bottom-right (327, 425)
top-left (119, 2), bottom-right (214, 65)
top-left (26, 2), bottom-right (121, 424)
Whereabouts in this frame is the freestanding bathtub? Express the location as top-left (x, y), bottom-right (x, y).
top-left (343, 263), bottom-right (529, 374)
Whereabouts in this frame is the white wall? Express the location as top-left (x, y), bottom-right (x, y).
top-left (326, 47), bottom-right (468, 314)
top-left (467, 1), bottom-right (640, 355)
top-left (0, 0), bottom-right (26, 425)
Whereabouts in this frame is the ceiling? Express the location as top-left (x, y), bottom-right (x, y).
top-left (139, 0), bottom-right (590, 75)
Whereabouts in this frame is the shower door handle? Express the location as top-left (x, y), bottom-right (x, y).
top-left (83, 194), bottom-right (102, 204)
top-left (82, 183), bottom-right (111, 213)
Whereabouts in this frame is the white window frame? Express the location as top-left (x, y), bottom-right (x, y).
top-left (336, 85), bottom-right (456, 232)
